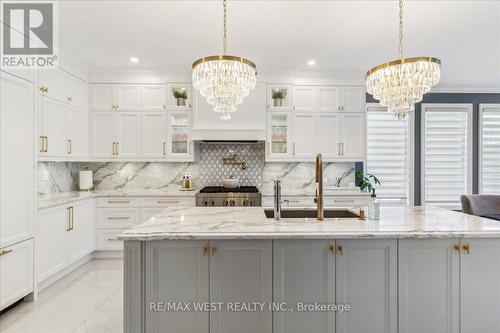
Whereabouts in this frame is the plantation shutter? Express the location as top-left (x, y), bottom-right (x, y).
top-left (480, 104), bottom-right (500, 194)
top-left (366, 105), bottom-right (411, 204)
top-left (422, 104), bottom-right (473, 209)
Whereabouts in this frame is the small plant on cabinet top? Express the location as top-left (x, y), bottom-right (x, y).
top-left (173, 88), bottom-right (188, 99)
top-left (272, 89), bottom-right (286, 100)
top-left (355, 171), bottom-right (381, 193)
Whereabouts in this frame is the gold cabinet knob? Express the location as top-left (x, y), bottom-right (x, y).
top-left (329, 245), bottom-right (335, 255)
top-left (454, 243), bottom-right (461, 253)
top-left (337, 243), bottom-right (344, 256)
top-left (463, 243), bottom-right (471, 254)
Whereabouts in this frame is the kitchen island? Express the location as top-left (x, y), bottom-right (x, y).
top-left (121, 206), bottom-right (500, 333)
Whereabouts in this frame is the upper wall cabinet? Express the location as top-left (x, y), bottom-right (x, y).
top-left (167, 83), bottom-right (192, 111)
top-left (292, 86), bottom-right (316, 112)
top-left (89, 84), bottom-right (114, 111)
top-left (67, 74), bottom-right (88, 109)
top-left (341, 86), bottom-right (365, 113)
top-left (268, 85), bottom-right (292, 111)
top-left (38, 68), bottom-right (67, 103)
top-left (89, 84), bottom-right (142, 111)
top-left (318, 86), bottom-right (341, 112)
top-left (143, 85), bottom-right (166, 111)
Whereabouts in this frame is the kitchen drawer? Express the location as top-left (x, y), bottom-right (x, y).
top-left (324, 196), bottom-right (369, 207)
top-left (140, 197), bottom-right (195, 208)
top-left (262, 196), bottom-right (315, 208)
top-left (0, 239), bottom-right (34, 311)
top-left (97, 197), bottom-right (141, 208)
top-left (96, 229), bottom-right (125, 251)
top-left (98, 208), bottom-right (140, 228)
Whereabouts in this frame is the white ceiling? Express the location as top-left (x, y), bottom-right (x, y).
top-left (60, 0), bottom-right (500, 88)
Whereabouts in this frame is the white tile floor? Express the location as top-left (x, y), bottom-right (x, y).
top-left (0, 259), bottom-right (123, 333)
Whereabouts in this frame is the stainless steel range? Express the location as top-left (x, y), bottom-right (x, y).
top-left (196, 186), bottom-right (262, 207)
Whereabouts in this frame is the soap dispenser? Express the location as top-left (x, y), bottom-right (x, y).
top-left (368, 188), bottom-right (380, 220)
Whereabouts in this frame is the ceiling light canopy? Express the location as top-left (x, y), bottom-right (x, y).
top-left (129, 57), bottom-right (139, 63)
top-left (307, 60), bottom-right (316, 66)
top-left (192, 0), bottom-right (257, 120)
top-left (366, 0), bottom-right (441, 120)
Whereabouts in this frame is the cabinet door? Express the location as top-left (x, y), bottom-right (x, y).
top-left (67, 105), bottom-right (88, 157)
top-left (210, 240), bottom-right (272, 333)
top-left (317, 113), bottom-right (341, 158)
top-left (167, 111), bottom-right (192, 158)
top-left (339, 113), bottom-right (365, 159)
top-left (116, 112), bottom-right (141, 157)
top-left (142, 85), bottom-right (166, 111)
top-left (318, 86), bottom-right (341, 112)
top-left (89, 84), bottom-right (114, 111)
top-left (67, 74), bottom-right (88, 109)
top-left (115, 85), bottom-right (142, 111)
top-left (145, 240), bottom-right (209, 333)
top-left (273, 240), bottom-right (335, 333)
top-left (37, 207), bottom-right (69, 282)
top-left (68, 200), bottom-right (94, 264)
top-left (90, 112), bottom-right (115, 157)
top-left (0, 72), bottom-right (33, 248)
top-left (291, 113), bottom-right (316, 159)
top-left (40, 97), bottom-right (67, 157)
top-left (341, 87), bottom-right (365, 113)
top-left (267, 113), bottom-right (291, 159)
top-left (268, 85), bottom-right (291, 111)
top-left (399, 239), bottom-right (459, 333)
top-left (38, 68), bottom-right (66, 102)
top-left (0, 239), bottom-right (34, 311)
top-left (167, 84), bottom-right (192, 111)
top-left (336, 240), bottom-right (397, 333)
top-left (142, 112), bottom-right (167, 158)
top-left (292, 86), bottom-right (316, 112)
top-left (460, 239), bottom-right (500, 333)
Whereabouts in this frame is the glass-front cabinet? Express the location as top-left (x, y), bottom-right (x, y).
top-left (167, 111), bottom-right (192, 159)
top-left (267, 85), bottom-right (291, 111)
top-left (166, 83), bottom-right (192, 111)
top-left (267, 112), bottom-right (291, 160)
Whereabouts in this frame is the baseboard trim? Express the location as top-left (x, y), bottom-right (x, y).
top-left (93, 250), bottom-right (124, 259)
top-left (37, 253), bottom-right (93, 292)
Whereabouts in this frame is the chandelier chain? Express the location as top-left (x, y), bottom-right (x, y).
top-left (223, 0), bottom-right (227, 54)
top-left (399, 0), bottom-right (404, 58)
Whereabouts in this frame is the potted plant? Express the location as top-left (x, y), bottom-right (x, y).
top-left (173, 88), bottom-right (188, 106)
top-left (355, 171), bottom-right (381, 193)
top-left (272, 89), bottom-right (286, 107)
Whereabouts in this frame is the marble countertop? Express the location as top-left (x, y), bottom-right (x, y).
top-left (37, 189), bottom-right (198, 210)
top-left (118, 205), bottom-right (500, 241)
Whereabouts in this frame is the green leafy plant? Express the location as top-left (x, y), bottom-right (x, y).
top-left (272, 89), bottom-right (286, 100)
top-left (355, 171), bottom-right (381, 193)
top-left (173, 88), bottom-right (188, 99)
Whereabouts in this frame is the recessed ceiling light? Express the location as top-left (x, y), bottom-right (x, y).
top-left (307, 60), bottom-right (316, 66)
top-left (129, 57), bottom-right (139, 63)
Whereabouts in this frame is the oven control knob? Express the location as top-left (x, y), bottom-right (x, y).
top-left (203, 200), bottom-right (208, 206)
top-left (230, 200), bottom-right (235, 206)
top-left (211, 201), bottom-right (215, 206)
top-left (249, 201), bottom-right (254, 206)
top-left (224, 200), bottom-right (229, 206)
top-left (243, 200), bottom-right (248, 206)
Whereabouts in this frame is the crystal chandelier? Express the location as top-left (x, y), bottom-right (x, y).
top-left (366, 0), bottom-right (441, 120)
top-left (192, 0), bottom-right (257, 120)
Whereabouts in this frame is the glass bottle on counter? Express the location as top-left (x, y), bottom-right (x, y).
top-left (368, 188), bottom-right (380, 220)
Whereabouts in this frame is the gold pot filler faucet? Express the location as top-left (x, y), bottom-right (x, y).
top-left (314, 153), bottom-right (324, 221)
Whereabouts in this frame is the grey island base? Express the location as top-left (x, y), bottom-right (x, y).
top-left (121, 206), bottom-right (500, 333)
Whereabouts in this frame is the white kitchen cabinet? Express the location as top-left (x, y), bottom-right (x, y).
top-left (399, 239), bottom-right (460, 333)
top-left (68, 200), bottom-right (95, 264)
top-left (38, 68), bottom-right (67, 102)
top-left (67, 73), bottom-right (88, 109)
top-left (167, 111), bottom-right (192, 160)
top-left (67, 105), bottom-right (88, 157)
top-left (98, 208), bottom-right (140, 229)
top-left (317, 113), bottom-right (341, 158)
top-left (460, 239), bottom-right (500, 333)
top-left (166, 83), bottom-right (192, 111)
top-left (96, 229), bottom-right (125, 251)
top-left (336, 240), bottom-right (397, 333)
top-left (115, 112), bottom-right (141, 157)
top-left (89, 84), bottom-right (114, 111)
top-left (0, 239), bottom-right (34, 311)
top-left (292, 86), bottom-right (316, 112)
top-left (90, 112), bottom-right (115, 157)
top-left (39, 97), bottom-right (67, 157)
top-left (341, 86), bottom-right (365, 113)
top-left (273, 240), bottom-right (335, 333)
top-left (318, 86), bottom-right (341, 112)
top-left (145, 240), bottom-right (209, 333)
top-left (142, 112), bottom-right (167, 158)
top-left (339, 113), bottom-right (365, 160)
top-left (210, 240), bottom-right (272, 333)
top-left (116, 85), bottom-right (142, 111)
top-left (142, 85), bottom-right (166, 111)
top-left (37, 206), bottom-right (69, 282)
top-left (291, 113), bottom-right (316, 159)
top-left (267, 112), bottom-right (291, 159)
top-left (0, 72), bottom-right (34, 248)
top-left (268, 85), bottom-right (292, 111)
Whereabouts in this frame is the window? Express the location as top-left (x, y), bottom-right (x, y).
top-left (480, 104), bottom-right (500, 194)
top-left (366, 104), bottom-right (413, 205)
top-left (422, 104), bottom-right (473, 209)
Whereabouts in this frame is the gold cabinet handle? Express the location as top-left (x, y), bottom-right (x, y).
top-left (157, 200), bottom-right (179, 204)
top-left (188, 141), bottom-right (192, 155)
top-left (67, 139), bottom-right (72, 154)
top-left (40, 136), bottom-right (45, 153)
top-left (203, 246), bottom-right (209, 256)
top-left (107, 200), bottom-right (130, 204)
top-left (292, 142), bottom-right (296, 156)
top-left (0, 249), bottom-right (13, 256)
top-left (115, 142), bottom-right (119, 155)
top-left (211, 246), bottom-right (216, 256)
top-left (39, 86), bottom-right (45, 92)
top-left (454, 243), bottom-right (461, 253)
top-left (44, 136), bottom-right (49, 153)
top-left (67, 96), bottom-right (72, 102)
top-left (107, 238), bottom-right (119, 241)
top-left (71, 206), bottom-right (74, 230)
top-left (463, 243), bottom-right (471, 254)
top-left (66, 206), bottom-right (72, 231)
top-left (112, 142), bottom-right (116, 155)
top-left (39, 86), bottom-right (48, 93)
top-left (329, 245), bottom-right (335, 255)
top-left (337, 243), bottom-right (344, 256)
top-left (107, 216), bottom-right (131, 220)
top-left (163, 142), bottom-right (166, 156)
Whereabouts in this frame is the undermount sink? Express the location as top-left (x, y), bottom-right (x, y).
top-left (264, 209), bottom-right (359, 219)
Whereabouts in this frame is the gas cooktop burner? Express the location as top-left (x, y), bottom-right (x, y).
top-left (199, 186), bottom-right (259, 194)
